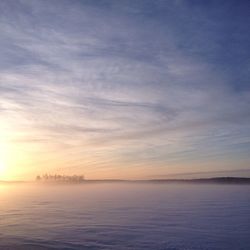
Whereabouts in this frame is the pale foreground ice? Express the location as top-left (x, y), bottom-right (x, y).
top-left (0, 183), bottom-right (249, 249)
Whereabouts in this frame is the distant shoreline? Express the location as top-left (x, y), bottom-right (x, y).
top-left (1, 177), bottom-right (250, 185)
top-left (84, 177), bottom-right (250, 184)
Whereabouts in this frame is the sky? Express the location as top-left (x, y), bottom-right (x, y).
top-left (0, 0), bottom-right (250, 180)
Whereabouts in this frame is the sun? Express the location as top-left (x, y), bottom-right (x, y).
top-left (0, 161), bottom-right (6, 177)
top-left (0, 142), bottom-right (9, 179)
top-left (0, 153), bottom-right (12, 180)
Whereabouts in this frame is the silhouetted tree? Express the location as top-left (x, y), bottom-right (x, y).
top-left (36, 174), bottom-right (85, 183)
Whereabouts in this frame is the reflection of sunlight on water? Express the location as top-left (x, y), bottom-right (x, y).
top-left (0, 184), bottom-right (26, 207)
top-left (0, 183), bottom-right (9, 194)
top-left (0, 184), bottom-right (13, 204)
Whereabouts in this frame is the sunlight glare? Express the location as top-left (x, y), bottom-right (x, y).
top-left (0, 160), bottom-right (6, 175)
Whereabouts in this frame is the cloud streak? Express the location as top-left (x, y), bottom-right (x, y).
top-left (0, 0), bottom-right (249, 179)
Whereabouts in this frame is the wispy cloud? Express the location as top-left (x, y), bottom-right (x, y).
top-left (0, 0), bottom-right (249, 179)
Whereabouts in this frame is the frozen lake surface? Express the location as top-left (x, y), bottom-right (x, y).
top-left (0, 183), bottom-right (249, 249)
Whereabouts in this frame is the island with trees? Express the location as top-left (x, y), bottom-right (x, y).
top-left (36, 174), bottom-right (85, 183)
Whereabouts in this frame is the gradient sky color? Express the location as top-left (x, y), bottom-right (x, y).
top-left (0, 0), bottom-right (250, 180)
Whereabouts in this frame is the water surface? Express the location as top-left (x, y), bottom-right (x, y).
top-left (0, 183), bottom-right (249, 249)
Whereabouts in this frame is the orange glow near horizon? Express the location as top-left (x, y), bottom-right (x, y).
top-left (0, 122), bottom-right (20, 181)
top-left (1, 120), bottom-right (249, 181)
top-left (0, 122), bottom-right (8, 179)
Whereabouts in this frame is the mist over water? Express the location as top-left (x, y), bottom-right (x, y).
top-left (0, 183), bottom-right (249, 250)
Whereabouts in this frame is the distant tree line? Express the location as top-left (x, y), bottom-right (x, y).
top-left (36, 174), bottom-right (85, 183)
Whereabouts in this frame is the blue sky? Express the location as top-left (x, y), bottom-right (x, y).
top-left (0, 0), bottom-right (250, 180)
